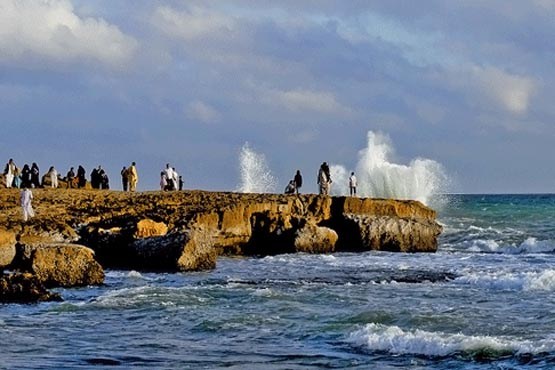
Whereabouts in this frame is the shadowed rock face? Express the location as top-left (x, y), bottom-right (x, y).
top-left (0, 189), bottom-right (442, 275)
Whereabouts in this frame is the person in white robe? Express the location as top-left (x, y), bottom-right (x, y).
top-left (47, 166), bottom-right (59, 188)
top-left (20, 188), bottom-right (34, 221)
top-left (4, 159), bottom-right (16, 188)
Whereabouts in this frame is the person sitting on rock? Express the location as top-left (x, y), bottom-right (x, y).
top-left (284, 180), bottom-right (296, 194)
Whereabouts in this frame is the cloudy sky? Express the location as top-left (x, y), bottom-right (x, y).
top-left (1, 0), bottom-right (554, 194)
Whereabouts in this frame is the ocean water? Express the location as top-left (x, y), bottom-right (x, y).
top-left (3, 194), bottom-right (555, 369)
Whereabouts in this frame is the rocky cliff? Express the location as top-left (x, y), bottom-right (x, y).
top-left (0, 189), bottom-right (442, 302)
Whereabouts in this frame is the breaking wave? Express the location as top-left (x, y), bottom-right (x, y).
top-left (349, 323), bottom-right (555, 358)
top-left (330, 131), bottom-right (448, 206)
top-left (237, 142), bottom-right (277, 193)
top-left (454, 269), bottom-right (555, 291)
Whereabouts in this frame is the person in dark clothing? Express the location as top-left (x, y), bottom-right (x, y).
top-left (294, 170), bottom-right (302, 194)
top-left (121, 166), bottom-right (128, 191)
top-left (284, 180), bottom-right (296, 194)
top-left (66, 167), bottom-right (75, 188)
top-left (21, 164), bottom-right (32, 188)
top-left (178, 176), bottom-right (184, 191)
top-left (91, 166), bottom-right (101, 189)
top-left (30, 162), bottom-right (40, 188)
top-left (77, 165), bottom-right (86, 188)
top-left (100, 170), bottom-right (109, 190)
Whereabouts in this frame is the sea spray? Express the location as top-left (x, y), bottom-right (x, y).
top-left (331, 131), bottom-right (448, 206)
top-left (238, 143), bottom-right (277, 193)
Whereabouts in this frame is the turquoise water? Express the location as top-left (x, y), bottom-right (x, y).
top-left (3, 194), bottom-right (555, 369)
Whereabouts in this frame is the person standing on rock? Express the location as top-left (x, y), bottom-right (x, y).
top-left (294, 170), bottom-right (302, 194)
top-left (4, 159), bottom-right (16, 188)
top-left (349, 171), bottom-right (357, 196)
top-left (178, 175), bottom-right (184, 191)
top-left (317, 162), bottom-right (332, 195)
top-left (30, 162), bottom-right (40, 188)
top-left (128, 162), bottom-right (138, 192)
top-left (21, 164), bottom-right (32, 188)
top-left (163, 164), bottom-right (175, 191)
top-left (66, 167), bottom-right (75, 188)
top-left (20, 187), bottom-right (35, 222)
top-left (121, 166), bottom-right (129, 191)
top-left (47, 166), bottom-right (59, 188)
top-left (77, 165), bottom-right (86, 188)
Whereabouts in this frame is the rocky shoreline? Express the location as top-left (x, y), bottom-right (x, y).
top-left (0, 189), bottom-right (442, 303)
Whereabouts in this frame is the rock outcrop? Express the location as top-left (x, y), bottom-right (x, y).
top-left (14, 243), bottom-right (104, 287)
top-left (0, 189), bottom-right (443, 301)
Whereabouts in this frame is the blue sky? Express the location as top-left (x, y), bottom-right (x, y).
top-left (1, 0), bottom-right (554, 193)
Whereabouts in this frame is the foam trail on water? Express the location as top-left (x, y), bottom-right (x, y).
top-left (238, 143), bottom-right (277, 193)
top-left (332, 131), bottom-right (448, 205)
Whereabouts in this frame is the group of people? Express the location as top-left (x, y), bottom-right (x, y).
top-left (159, 163), bottom-right (184, 191)
top-left (284, 163), bottom-right (358, 196)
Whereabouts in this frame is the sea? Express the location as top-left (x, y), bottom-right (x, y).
top-left (3, 193), bottom-right (555, 369)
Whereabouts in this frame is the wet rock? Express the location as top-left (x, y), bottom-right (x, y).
top-left (130, 230), bottom-right (217, 272)
top-left (294, 223), bottom-right (338, 254)
top-left (0, 272), bottom-right (62, 303)
top-left (15, 243), bottom-right (104, 287)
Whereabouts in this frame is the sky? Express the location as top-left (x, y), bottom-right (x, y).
top-left (1, 0), bottom-right (554, 194)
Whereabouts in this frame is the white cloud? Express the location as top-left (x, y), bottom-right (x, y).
top-left (0, 0), bottom-right (137, 68)
top-left (470, 66), bottom-right (537, 115)
top-left (152, 5), bottom-right (237, 41)
top-left (186, 100), bottom-right (221, 124)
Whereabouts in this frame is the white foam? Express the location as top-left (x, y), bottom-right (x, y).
top-left (349, 323), bottom-right (555, 357)
top-left (330, 131), bottom-right (448, 205)
top-left (461, 237), bottom-right (555, 254)
top-left (454, 269), bottom-right (555, 291)
top-left (237, 142), bottom-right (277, 193)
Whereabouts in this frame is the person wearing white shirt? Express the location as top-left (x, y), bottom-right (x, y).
top-left (349, 172), bottom-right (357, 196)
top-left (20, 187), bottom-right (35, 221)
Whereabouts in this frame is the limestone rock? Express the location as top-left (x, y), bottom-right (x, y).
top-left (344, 214), bottom-right (442, 252)
top-left (0, 229), bottom-right (16, 269)
top-left (0, 272), bottom-right (62, 303)
top-left (16, 243), bottom-right (104, 287)
top-left (134, 219), bottom-right (168, 238)
top-left (294, 223), bottom-right (338, 254)
top-left (131, 230), bottom-right (217, 272)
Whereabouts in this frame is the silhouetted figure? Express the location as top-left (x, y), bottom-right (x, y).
top-left (21, 164), bottom-right (32, 188)
top-left (77, 165), bottom-right (86, 188)
top-left (294, 170), bottom-right (302, 194)
top-left (30, 162), bottom-right (40, 188)
top-left (100, 170), bottom-right (109, 190)
top-left (178, 175), bottom-right (184, 191)
top-left (121, 166), bottom-right (128, 191)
